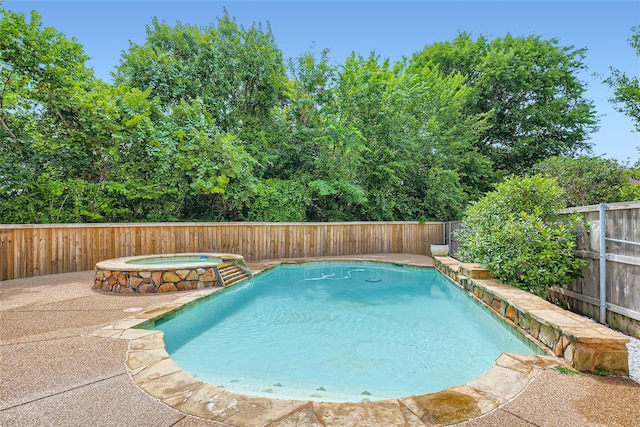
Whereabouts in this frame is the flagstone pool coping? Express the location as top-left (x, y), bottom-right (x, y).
top-left (88, 257), bottom-right (596, 426)
top-left (433, 256), bottom-right (629, 377)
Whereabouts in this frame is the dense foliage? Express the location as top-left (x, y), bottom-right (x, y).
top-left (410, 33), bottom-right (598, 174)
top-left (533, 156), bottom-right (640, 207)
top-left (456, 175), bottom-right (586, 296)
top-left (0, 8), bottom-right (636, 224)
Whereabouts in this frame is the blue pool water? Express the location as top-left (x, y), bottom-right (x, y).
top-left (153, 262), bottom-right (540, 402)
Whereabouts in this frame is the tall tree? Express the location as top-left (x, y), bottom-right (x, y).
top-left (269, 50), bottom-right (368, 221)
top-left (605, 26), bottom-right (640, 132)
top-left (114, 11), bottom-right (288, 158)
top-left (0, 8), bottom-right (259, 223)
top-left (0, 8), bottom-right (105, 222)
top-left (411, 33), bottom-right (598, 174)
top-left (332, 53), bottom-right (493, 221)
top-left (270, 50), bottom-right (495, 222)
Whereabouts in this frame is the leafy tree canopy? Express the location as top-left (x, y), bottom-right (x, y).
top-left (533, 155), bottom-right (640, 207)
top-left (411, 33), bottom-right (599, 174)
top-left (605, 26), bottom-right (640, 132)
top-left (114, 10), bottom-right (288, 158)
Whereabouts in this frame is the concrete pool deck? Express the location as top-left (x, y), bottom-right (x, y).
top-left (2, 254), bottom-right (640, 426)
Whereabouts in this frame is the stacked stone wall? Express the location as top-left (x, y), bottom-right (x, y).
top-left (94, 267), bottom-right (219, 294)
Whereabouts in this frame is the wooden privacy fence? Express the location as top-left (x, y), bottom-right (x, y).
top-left (0, 221), bottom-right (445, 282)
top-left (550, 201), bottom-right (640, 337)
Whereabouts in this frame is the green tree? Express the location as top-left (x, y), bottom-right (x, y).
top-left (392, 58), bottom-right (495, 219)
top-left (412, 33), bottom-right (598, 173)
top-left (533, 156), bottom-right (640, 206)
top-left (605, 26), bottom-right (640, 132)
top-left (266, 49), bottom-right (372, 221)
top-left (269, 49), bottom-right (339, 181)
top-left (0, 8), bottom-right (260, 223)
top-left (0, 8), bottom-right (106, 222)
top-left (112, 11), bottom-right (295, 221)
top-left (272, 50), bottom-right (494, 222)
top-left (114, 11), bottom-right (288, 158)
top-left (156, 98), bottom-right (259, 221)
top-left (334, 53), bottom-right (493, 221)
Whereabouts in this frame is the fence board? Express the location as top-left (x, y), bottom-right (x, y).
top-left (1, 228), bottom-right (8, 280)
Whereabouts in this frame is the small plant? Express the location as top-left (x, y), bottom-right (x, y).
top-left (595, 367), bottom-right (613, 376)
top-left (553, 365), bottom-right (583, 376)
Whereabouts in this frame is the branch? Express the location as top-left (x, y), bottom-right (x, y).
top-left (48, 90), bottom-right (70, 127)
top-left (0, 114), bottom-right (18, 140)
top-left (0, 73), bottom-right (21, 144)
top-left (56, 109), bottom-right (70, 127)
top-left (0, 72), bottom-right (11, 111)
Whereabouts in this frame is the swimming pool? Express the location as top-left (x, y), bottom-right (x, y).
top-left (153, 261), bottom-right (542, 402)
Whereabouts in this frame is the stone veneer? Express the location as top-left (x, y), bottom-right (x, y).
top-left (94, 253), bottom-right (250, 294)
top-left (94, 267), bottom-right (220, 293)
top-left (434, 256), bottom-right (629, 376)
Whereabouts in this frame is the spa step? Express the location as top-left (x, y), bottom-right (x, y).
top-left (218, 265), bottom-right (250, 287)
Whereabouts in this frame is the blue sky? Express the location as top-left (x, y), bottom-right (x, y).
top-left (4, 1), bottom-right (640, 163)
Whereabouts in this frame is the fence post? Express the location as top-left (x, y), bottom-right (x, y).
top-left (599, 203), bottom-right (608, 324)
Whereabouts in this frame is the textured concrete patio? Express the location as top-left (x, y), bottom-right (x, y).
top-left (2, 254), bottom-right (640, 426)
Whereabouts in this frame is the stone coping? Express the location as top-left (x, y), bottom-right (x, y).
top-left (90, 260), bottom-right (562, 426)
top-left (433, 256), bottom-right (629, 376)
top-left (95, 253), bottom-right (246, 271)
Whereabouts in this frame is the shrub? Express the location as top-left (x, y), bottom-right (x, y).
top-left (457, 175), bottom-right (585, 297)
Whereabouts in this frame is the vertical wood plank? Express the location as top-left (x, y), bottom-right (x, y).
top-left (0, 228), bottom-right (9, 281)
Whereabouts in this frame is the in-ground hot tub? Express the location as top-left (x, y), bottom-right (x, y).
top-left (94, 253), bottom-right (250, 294)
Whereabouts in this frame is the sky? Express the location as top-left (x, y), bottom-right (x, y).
top-left (4, 0), bottom-right (640, 164)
